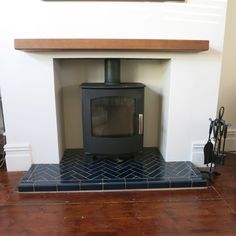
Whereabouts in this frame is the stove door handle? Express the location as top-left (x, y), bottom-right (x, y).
top-left (138, 114), bottom-right (144, 135)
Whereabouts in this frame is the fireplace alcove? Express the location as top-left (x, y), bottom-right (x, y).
top-left (54, 58), bottom-right (168, 157)
top-left (15, 39), bottom-right (210, 191)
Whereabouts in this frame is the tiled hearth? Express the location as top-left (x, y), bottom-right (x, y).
top-left (18, 148), bottom-right (207, 192)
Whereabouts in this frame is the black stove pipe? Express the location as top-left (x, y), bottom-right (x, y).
top-left (104, 59), bottom-right (120, 84)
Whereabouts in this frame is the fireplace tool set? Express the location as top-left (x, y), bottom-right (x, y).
top-left (202, 106), bottom-right (230, 182)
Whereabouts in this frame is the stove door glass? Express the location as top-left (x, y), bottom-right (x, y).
top-left (91, 96), bottom-right (135, 137)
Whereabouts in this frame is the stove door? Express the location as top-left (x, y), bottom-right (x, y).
top-left (81, 88), bottom-right (144, 155)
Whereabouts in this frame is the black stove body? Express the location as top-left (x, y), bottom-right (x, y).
top-left (81, 59), bottom-right (145, 155)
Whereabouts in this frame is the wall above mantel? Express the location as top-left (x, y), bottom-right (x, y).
top-left (14, 39), bottom-right (209, 52)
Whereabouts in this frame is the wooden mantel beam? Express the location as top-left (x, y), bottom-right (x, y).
top-left (14, 38), bottom-right (209, 52)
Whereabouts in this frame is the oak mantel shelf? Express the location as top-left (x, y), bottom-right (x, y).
top-left (14, 39), bottom-right (209, 52)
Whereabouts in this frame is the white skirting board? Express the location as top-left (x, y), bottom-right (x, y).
top-left (4, 143), bottom-right (32, 171)
top-left (225, 129), bottom-right (236, 152)
top-left (191, 142), bottom-right (205, 167)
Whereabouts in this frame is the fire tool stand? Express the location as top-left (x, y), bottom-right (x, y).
top-left (201, 106), bottom-right (230, 182)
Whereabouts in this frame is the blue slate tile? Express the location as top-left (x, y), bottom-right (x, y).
top-left (34, 182), bottom-right (57, 192)
top-left (18, 182), bottom-right (34, 192)
top-left (170, 178), bottom-right (192, 188)
top-left (192, 178), bottom-right (208, 187)
top-left (80, 180), bottom-right (103, 191)
top-left (103, 181), bottom-right (126, 190)
top-left (103, 178), bottom-right (125, 183)
top-left (148, 179), bottom-right (170, 189)
top-left (57, 182), bottom-right (80, 191)
top-left (126, 179), bottom-right (148, 189)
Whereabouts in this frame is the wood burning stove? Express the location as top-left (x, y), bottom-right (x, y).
top-left (81, 59), bottom-right (145, 155)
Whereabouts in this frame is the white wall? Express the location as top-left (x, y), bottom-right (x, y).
top-left (218, 0), bottom-right (236, 151)
top-left (0, 0), bottom-right (227, 170)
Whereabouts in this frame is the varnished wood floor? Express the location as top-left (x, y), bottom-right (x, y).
top-left (0, 154), bottom-right (236, 236)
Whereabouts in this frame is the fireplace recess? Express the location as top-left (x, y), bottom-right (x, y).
top-left (81, 59), bottom-right (145, 156)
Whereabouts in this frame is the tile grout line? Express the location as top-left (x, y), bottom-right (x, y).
top-left (211, 185), bottom-right (236, 214)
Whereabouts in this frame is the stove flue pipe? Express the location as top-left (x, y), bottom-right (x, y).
top-left (104, 58), bottom-right (120, 85)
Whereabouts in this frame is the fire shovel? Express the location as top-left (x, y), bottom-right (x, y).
top-left (204, 121), bottom-right (214, 165)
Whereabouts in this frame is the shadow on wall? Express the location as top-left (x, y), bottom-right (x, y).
top-left (62, 84), bottom-right (83, 149)
top-left (143, 86), bottom-right (163, 148)
top-left (0, 96), bottom-right (5, 134)
top-left (0, 95), bottom-right (6, 168)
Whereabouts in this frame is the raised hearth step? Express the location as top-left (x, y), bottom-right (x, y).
top-left (18, 148), bottom-right (207, 192)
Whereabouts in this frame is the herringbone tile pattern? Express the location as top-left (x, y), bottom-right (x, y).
top-left (18, 148), bottom-right (206, 192)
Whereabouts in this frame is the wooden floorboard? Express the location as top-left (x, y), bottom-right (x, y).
top-left (0, 153), bottom-right (236, 235)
